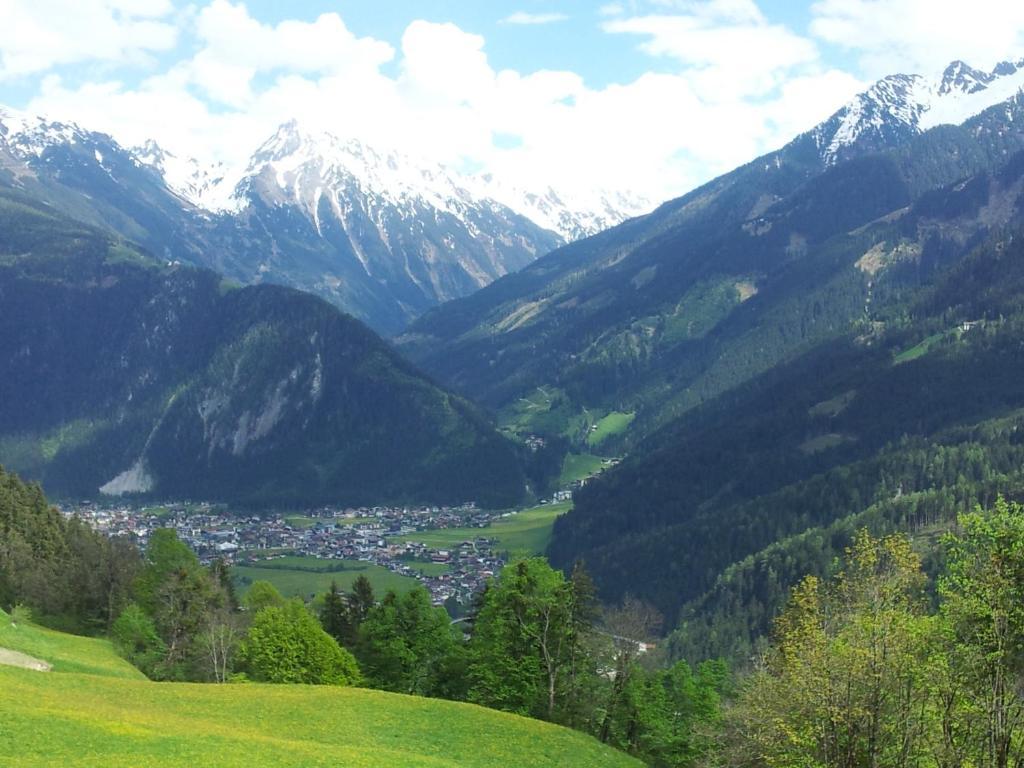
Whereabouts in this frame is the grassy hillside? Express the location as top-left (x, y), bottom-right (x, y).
top-left (0, 609), bottom-right (142, 679)
top-left (0, 609), bottom-right (638, 768)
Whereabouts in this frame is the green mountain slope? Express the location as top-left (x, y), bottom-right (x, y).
top-left (396, 90), bottom-right (1024, 646)
top-left (399, 94), bottom-right (1024, 450)
top-left (0, 609), bottom-right (638, 768)
top-left (0, 192), bottom-right (527, 507)
top-left (550, 214), bottom-right (1024, 636)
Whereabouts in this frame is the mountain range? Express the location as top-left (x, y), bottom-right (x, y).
top-left (0, 108), bottom-right (646, 334)
top-left (399, 58), bottom-right (1024, 429)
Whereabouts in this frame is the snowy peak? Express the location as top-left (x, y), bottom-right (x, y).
top-left (131, 138), bottom-right (238, 212)
top-left (241, 120), bottom-right (484, 222)
top-left (813, 58), bottom-right (1024, 166)
top-left (938, 60), bottom-right (994, 96)
top-left (474, 174), bottom-right (649, 242)
top-left (0, 105), bottom-right (94, 158)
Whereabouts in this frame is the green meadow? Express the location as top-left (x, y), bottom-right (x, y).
top-left (233, 556), bottom-right (418, 599)
top-left (0, 608), bottom-right (142, 680)
top-left (0, 608), bottom-right (640, 768)
top-left (586, 411), bottom-right (635, 448)
top-left (559, 453), bottom-right (607, 486)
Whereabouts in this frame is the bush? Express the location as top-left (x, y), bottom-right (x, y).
top-left (10, 604), bottom-right (32, 627)
top-left (238, 600), bottom-right (361, 686)
top-left (111, 603), bottom-right (166, 677)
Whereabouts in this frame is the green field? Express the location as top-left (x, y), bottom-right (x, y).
top-left (284, 516), bottom-right (319, 529)
top-left (894, 331), bottom-right (945, 363)
top-left (233, 557), bottom-right (418, 599)
top-left (0, 609), bottom-right (640, 768)
top-left (560, 453), bottom-right (607, 486)
top-left (586, 411), bottom-right (635, 448)
top-left (406, 561), bottom-right (451, 577)
top-left (396, 502), bottom-right (572, 556)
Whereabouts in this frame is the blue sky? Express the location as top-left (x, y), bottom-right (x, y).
top-left (2, 1), bottom-right (1024, 203)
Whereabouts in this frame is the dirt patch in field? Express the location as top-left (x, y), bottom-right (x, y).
top-left (0, 647), bottom-right (51, 672)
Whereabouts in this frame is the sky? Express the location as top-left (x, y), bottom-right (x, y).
top-left (2, 0), bottom-right (1024, 204)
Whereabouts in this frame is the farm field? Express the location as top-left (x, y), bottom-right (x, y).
top-left (232, 557), bottom-right (418, 599)
top-left (586, 411), bottom-right (635, 448)
top-left (559, 453), bottom-right (608, 486)
top-left (0, 609), bottom-right (640, 768)
top-left (396, 502), bottom-right (572, 556)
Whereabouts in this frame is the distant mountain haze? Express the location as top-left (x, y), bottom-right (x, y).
top-left (0, 108), bottom-right (647, 335)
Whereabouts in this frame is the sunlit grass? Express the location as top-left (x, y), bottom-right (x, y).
top-left (0, 605), bottom-right (639, 768)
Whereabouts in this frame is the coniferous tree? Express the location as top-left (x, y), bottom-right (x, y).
top-left (356, 587), bottom-right (458, 696)
top-left (319, 580), bottom-right (353, 646)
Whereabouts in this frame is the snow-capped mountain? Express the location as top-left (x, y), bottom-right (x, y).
top-left (0, 108), bottom-right (573, 332)
top-left (137, 120), bottom-right (646, 243)
top-left (235, 120), bottom-right (536, 237)
top-left (813, 58), bottom-right (1024, 165)
top-left (207, 120), bottom-right (564, 331)
top-left (5, 56), bottom-right (1020, 335)
top-left (0, 106), bottom-right (88, 156)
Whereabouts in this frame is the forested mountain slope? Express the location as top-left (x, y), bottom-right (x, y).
top-left (0, 192), bottom-right (526, 507)
top-left (550, 208), bottom-right (1024, 649)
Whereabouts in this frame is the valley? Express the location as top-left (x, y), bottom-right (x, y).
top-left (6, 4), bottom-right (1024, 762)
top-left (63, 497), bottom-right (574, 610)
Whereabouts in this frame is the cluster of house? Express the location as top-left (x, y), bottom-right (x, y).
top-left (60, 500), bottom-right (508, 608)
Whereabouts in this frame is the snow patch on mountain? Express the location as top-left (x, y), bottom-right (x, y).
top-left (0, 105), bottom-right (87, 157)
top-left (921, 60), bottom-right (1024, 130)
top-left (472, 174), bottom-right (649, 242)
top-left (132, 139), bottom-right (244, 213)
top-left (816, 59), bottom-right (1024, 166)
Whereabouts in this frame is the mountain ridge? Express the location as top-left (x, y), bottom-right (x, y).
top-left (0, 190), bottom-right (528, 507)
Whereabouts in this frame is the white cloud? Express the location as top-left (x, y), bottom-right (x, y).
top-left (604, 1), bottom-right (819, 101)
top-left (17, 1), bottom-right (867, 207)
top-left (597, 3), bottom-right (626, 16)
top-left (193, 0), bottom-right (394, 77)
top-left (811, 0), bottom-right (1024, 78)
top-left (500, 12), bottom-right (570, 25)
top-left (0, 0), bottom-right (179, 79)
